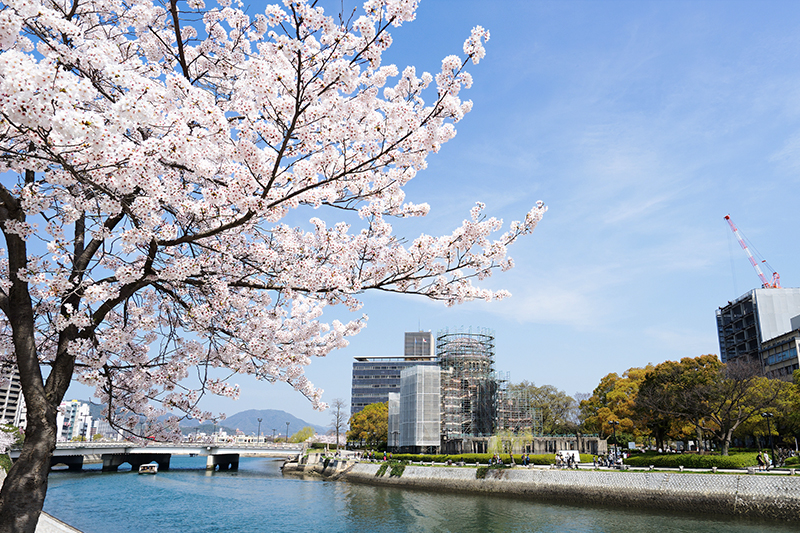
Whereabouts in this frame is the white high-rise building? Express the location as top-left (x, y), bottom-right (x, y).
top-left (0, 365), bottom-right (26, 429)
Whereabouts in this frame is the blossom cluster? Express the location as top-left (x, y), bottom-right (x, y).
top-left (0, 0), bottom-right (545, 442)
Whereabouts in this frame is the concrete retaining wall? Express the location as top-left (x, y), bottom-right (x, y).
top-left (343, 464), bottom-right (800, 521)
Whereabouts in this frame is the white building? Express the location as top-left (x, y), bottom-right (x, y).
top-left (0, 365), bottom-right (26, 430)
top-left (396, 365), bottom-right (441, 454)
top-left (57, 400), bottom-right (92, 441)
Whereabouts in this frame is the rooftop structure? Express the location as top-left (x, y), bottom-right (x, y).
top-left (404, 331), bottom-right (434, 358)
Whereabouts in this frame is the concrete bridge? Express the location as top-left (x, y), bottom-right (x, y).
top-left (8, 442), bottom-right (305, 472)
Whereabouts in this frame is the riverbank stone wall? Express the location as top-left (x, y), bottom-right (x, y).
top-left (343, 463), bottom-right (800, 521)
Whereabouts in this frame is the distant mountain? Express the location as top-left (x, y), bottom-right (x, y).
top-left (73, 401), bottom-right (327, 438)
top-left (181, 409), bottom-right (328, 437)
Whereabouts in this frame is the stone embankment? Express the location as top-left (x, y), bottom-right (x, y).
top-left (281, 452), bottom-right (357, 479)
top-left (337, 462), bottom-right (800, 521)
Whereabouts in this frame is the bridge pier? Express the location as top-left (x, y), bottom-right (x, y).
top-left (206, 453), bottom-right (239, 471)
top-left (101, 453), bottom-right (171, 472)
top-left (50, 455), bottom-right (83, 472)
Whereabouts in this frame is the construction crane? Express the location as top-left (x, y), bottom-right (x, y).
top-left (724, 215), bottom-right (781, 289)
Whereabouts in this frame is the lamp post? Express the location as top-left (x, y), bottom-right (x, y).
top-left (762, 412), bottom-right (776, 468)
top-left (609, 420), bottom-right (619, 458)
top-left (257, 418), bottom-right (262, 444)
top-left (286, 422), bottom-right (290, 443)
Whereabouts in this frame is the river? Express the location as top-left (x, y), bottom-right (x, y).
top-left (42, 456), bottom-right (797, 532)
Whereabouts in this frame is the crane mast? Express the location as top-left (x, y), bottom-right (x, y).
top-left (724, 215), bottom-right (780, 289)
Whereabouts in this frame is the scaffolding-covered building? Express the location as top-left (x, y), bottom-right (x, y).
top-left (437, 327), bottom-right (497, 453)
top-left (397, 366), bottom-right (441, 454)
top-left (495, 379), bottom-right (543, 437)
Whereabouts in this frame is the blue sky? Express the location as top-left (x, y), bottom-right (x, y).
top-left (60, 0), bottom-right (800, 427)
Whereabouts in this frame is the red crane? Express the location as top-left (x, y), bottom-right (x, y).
top-left (725, 215), bottom-right (781, 289)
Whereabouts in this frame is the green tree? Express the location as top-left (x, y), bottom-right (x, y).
top-left (290, 426), bottom-right (315, 443)
top-left (636, 355), bottom-right (723, 451)
top-left (580, 365), bottom-right (652, 441)
top-left (636, 355), bottom-right (785, 455)
top-left (347, 402), bottom-right (388, 448)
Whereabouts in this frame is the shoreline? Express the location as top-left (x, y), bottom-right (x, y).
top-left (320, 461), bottom-right (800, 521)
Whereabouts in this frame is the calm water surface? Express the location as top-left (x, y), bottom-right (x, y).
top-left (43, 457), bottom-right (797, 533)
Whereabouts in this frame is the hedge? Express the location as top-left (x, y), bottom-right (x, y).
top-left (387, 453), bottom-right (594, 465)
top-left (623, 452), bottom-right (759, 469)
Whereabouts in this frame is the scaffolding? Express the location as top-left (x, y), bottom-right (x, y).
top-left (437, 327), bottom-right (496, 441)
top-left (495, 379), bottom-right (543, 436)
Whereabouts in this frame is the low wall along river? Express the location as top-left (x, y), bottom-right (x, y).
top-left (333, 461), bottom-right (800, 521)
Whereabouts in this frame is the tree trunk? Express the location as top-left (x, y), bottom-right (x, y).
top-left (720, 428), bottom-right (734, 456)
top-left (0, 406), bottom-right (57, 533)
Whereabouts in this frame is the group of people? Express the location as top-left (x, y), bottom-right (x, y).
top-left (756, 450), bottom-right (773, 471)
top-left (555, 452), bottom-right (579, 469)
top-left (489, 453), bottom-right (533, 466)
top-left (592, 453), bottom-right (623, 468)
top-left (355, 451), bottom-right (392, 461)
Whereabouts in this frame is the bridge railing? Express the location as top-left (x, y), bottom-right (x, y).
top-left (48, 441), bottom-right (304, 450)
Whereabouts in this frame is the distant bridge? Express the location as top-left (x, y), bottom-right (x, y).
top-left (8, 442), bottom-right (305, 472)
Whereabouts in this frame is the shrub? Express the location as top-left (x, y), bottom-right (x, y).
top-left (376, 463), bottom-right (389, 477)
top-left (476, 463), bottom-right (512, 479)
top-left (0, 454), bottom-right (11, 473)
top-left (784, 456), bottom-right (800, 466)
top-left (390, 461), bottom-right (407, 477)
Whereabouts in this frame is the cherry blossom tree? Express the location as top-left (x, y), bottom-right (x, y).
top-left (0, 0), bottom-right (546, 529)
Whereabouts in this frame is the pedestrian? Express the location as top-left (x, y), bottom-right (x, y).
top-left (757, 452), bottom-right (765, 471)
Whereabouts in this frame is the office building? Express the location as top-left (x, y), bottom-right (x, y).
top-left (716, 288), bottom-right (800, 367)
top-left (350, 331), bottom-right (438, 415)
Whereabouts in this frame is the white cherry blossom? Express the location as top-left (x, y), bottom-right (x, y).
top-left (0, 1), bottom-right (545, 526)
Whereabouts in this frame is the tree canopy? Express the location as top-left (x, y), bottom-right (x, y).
top-left (290, 426), bottom-right (315, 444)
top-left (0, 0), bottom-right (545, 529)
top-left (347, 402), bottom-right (387, 448)
top-left (581, 355), bottom-right (794, 456)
